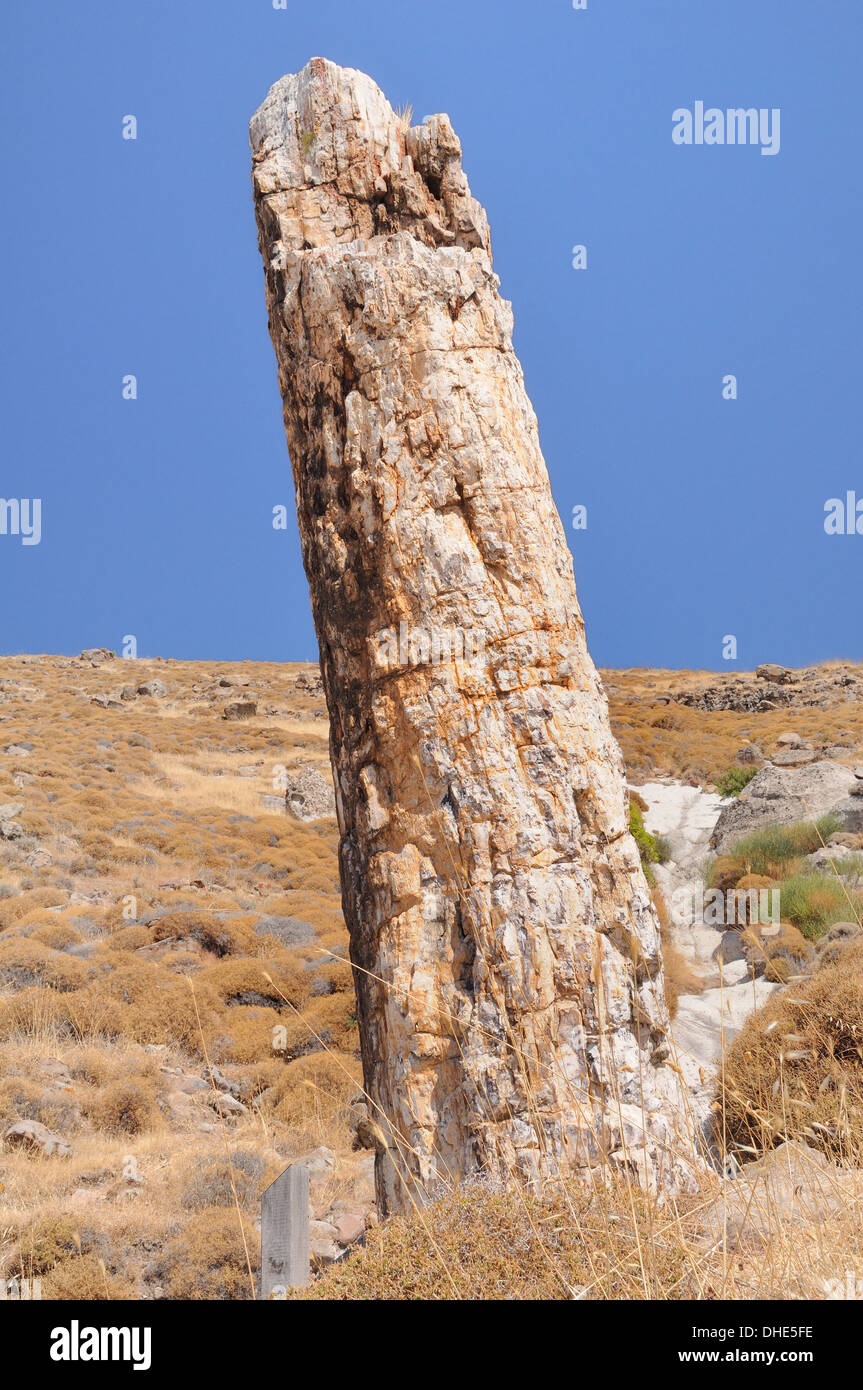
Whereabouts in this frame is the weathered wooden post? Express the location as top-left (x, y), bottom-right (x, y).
top-left (261, 1163), bottom-right (310, 1297)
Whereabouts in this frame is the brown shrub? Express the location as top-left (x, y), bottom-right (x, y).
top-left (180, 1150), bottom-right (265, 1212)
top-left (152, 912), bottom-right (257, 957)
top-left (719, 938), bottom-right (863, 1165)
top-left (0, 889), bottom-right (65, 930)
top-left (0, 987), bottom-right (71, 1039)
top-left (13, 1214), bottom-right (86, 1276)
top-left (651, 887), bottom-right (702, 1017)
top-left (209, 1004), bottom-right (284, 1065)
top-left (270, 1051), bottom-right (363, 1127)
top-left (30, 922), bottom-right (82, 951)
top-left (70, 965), bottom-right (218, 1051)
top-left (299, 1180), bottom-right (698, 1301)
top-left (710, 857), bottom-right (748, 892)
top-left (160, 1208), bottom-right (259, 1300)
top-left (199, 956), bottom-right (310, 1010)
top-left (742, 922), bottom-right (814, 983)
top-left (42, 1252), bottom-right (137, 1301)
top-left (0, 939), bottom-right (91, 993)
top-left (85, 1079), bottom-right (160, 1136)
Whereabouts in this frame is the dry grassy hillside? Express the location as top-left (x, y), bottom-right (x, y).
top-left (0, 651), bottom-right (366, 1299)
top-left (606, 662), bottom-right (863, 784)
top-left (2, 652), bottom-right (863, 1299)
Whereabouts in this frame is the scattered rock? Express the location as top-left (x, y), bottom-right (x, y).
top-left (0, 801), bottom-right (24, 840)
top-left (736, 744), bottom-right (763, 765)
top-left (137, 679), bottom-right (169, 698)
top-left (3, 1119), bottom-right (71, 1158)
top-left (296, 1146), bottom-right (335, 1178)
top-left (80, 648), bottom-right (115, 665)
top-left (332, 1211), bottom-right (365, 1247)
top-left (310, 1237), bottom-right (343, 1268)
top-left (253, 915), bottom-right (315, 947)
top-left (160, 1067), bottom-right (209, 1095)
top-left (90, 693), bottom-right (124, 710)
top-left (208, 1092), bottom-right (248, 1118)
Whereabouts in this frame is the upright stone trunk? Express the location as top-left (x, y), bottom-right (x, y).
top-left (251, 58), bottom-right (696, 1214)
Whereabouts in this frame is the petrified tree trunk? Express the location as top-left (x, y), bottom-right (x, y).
top-left (251, 58), bottom-right (696, 1214)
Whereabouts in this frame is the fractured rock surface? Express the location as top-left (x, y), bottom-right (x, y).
top-left (251, 58), bottom-right (696, 1213)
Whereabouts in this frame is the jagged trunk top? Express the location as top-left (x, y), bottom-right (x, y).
top-left (251, 59), bottom-right (696, 1213)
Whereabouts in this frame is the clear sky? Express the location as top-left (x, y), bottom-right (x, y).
top-left (1, 0), bottom-right (859, 670)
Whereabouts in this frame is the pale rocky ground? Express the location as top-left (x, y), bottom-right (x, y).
top-left (634, 781), bottom-right (781, 1139)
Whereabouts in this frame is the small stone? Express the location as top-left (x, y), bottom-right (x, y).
top-left (333, 1211), bottom-right (365, 1247)
top-left (296, 1146), bottom-right (335, 1177)
top-left (209, 1092), bottom-right (249, 1117)
top-left (310, 1238), bottom-right (343, 1268)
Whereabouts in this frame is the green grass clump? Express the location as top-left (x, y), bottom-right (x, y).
top-left (715, 766), bottom-right (759, 799)
top-left (629, 802), bottom-right (670, 875)
top-left (774, 873), bottom-right (860, 941)
top-left (729, 815), bottom-right (842, 878)
top-left (833, 854), bottom-right (863, 883)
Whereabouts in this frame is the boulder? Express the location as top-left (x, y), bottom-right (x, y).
top-left (80, 648), bottom-right (115, 664)
top-left (711, 761), bottom-right (857, 852)
top-left (701, 1143), bottom-right (863, 1250)
top-left (0, 801), bottom-right (24, 840)
top-left (332, 1211), bottom-right (365, 1247)
top-left (770, 748), bottom-right (816, 767)
top-left (283, 766), bottom-right (336, 821)
top-left (3, 1119), bottom-right (71, 1158)
top-left (756, 664), bottom-right (791, 683)
top-left (296, 1146), bottom-right (335, 1178)
top-left (833, 799), bottom-right (863, 834)
top-left (90, 693), bottom-right (123, 710)
top-left (137, 679), bottom-right (169, 698)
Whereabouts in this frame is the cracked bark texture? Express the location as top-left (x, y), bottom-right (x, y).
top-left (251, 58), bottom-right (697, 1214)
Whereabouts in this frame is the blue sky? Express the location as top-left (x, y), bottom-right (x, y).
top-left (1, 0), bottom-right (859, 669)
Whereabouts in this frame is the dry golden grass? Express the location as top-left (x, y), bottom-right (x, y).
top-left (720, 937), bottom-right (863, 1165)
